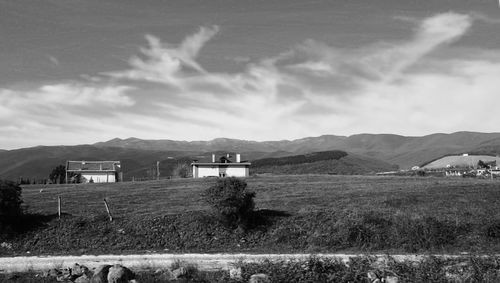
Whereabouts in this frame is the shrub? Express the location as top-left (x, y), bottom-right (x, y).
top-left (0, 180), bottom-right (23, 222)
top-left (202, 177), bottom-right (255, 229)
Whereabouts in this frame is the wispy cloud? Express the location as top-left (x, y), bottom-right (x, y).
top-left (107, 25), bottom-right (220, 84)
top-left (47, 55), bottom-right (60, 66)
top-left (1, 12), bottom-right (499, 149)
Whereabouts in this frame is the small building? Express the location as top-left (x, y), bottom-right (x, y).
top-left (66, 160), bottom-right (122, 183)
top-left (191, 153), bottom-right (250, 178)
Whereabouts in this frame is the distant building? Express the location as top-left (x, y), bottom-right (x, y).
top-left (66, 160), bottom-right (122, 183)
top-left (191, 153), bottom-right (250, 178)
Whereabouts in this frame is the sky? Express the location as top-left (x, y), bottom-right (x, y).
top-left (1, 0), bottom-right (500, 149)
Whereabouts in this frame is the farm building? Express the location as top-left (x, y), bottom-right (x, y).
top-left (191, 153), bottom-right (251, 178)
top-left (422, 154), bottom-right (500, 177)
top-left (423, 154), bottom-right (500, 170)
top-left (66, 160), bottom-right (122, 183)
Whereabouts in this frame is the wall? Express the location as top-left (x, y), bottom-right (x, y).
top-left (196, 166), bottom-right (220, 178)
top-left (81, 173), bottom-right (116, 183)
top-left (193, 165), bottom-right (249, 178)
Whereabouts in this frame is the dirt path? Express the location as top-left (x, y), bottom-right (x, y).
top-left (0, 253), bottom-right (489, 273)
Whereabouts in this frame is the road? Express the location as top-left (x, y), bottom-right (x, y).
top-left (0, 253), bottom-right (486, 273)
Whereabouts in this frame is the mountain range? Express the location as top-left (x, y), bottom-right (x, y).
top-left (95, 131), bottom-right (500, 167)
top-left (2, 131), bottom-right (500, 181)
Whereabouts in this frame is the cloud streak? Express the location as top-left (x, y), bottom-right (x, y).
top-left (1, 12), bottom-right (499, 149)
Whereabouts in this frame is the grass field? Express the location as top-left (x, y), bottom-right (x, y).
top-left (2, 175), bottom-right (500, 255)
top-left (20, 175), bottom-right (500, 220)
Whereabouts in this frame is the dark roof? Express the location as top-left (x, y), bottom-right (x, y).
top-left (67, 161), bottom-right (121, 172)
top-left (191, 162), bottom-right (251, 166)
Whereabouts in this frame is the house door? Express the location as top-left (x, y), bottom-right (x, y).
top-left (219, 165), bottom-right (228, 177)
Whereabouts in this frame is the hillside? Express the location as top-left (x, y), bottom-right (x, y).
top-left (0, 146), bottom-right (201, 181)
top-left (251, 151), bottom-right (397, 175)
top-left (422, 155), bottom-right (500, 169)
top-left (94, 132), bottom-right (500, 169)
top-left (3, 131), bottom-right (500, 181)
top-left (0, 146), bottom-right (295, 182)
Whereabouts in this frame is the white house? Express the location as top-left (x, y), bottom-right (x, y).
top-left (66, 160), bottom-right (122, 183)
top-left (191, 153), bottom-right (251, 178)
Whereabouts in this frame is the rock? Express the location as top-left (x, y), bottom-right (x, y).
top-left (172, 267), bottom-right (187, 279)
top-left (229, 267), bottom-right (242, 280)
top-left (154, 269), bottom-right (176, 281)
top-left (56, 268), bottom-right (72, 282)
top-left (72, 263), bottom-right (91, 277)
top-left (91, 264), bottom-right (112, 283)
top-left (75, 274), bottom-right (92, 283)
top-left (384, 276), bottom-right (399, 283)
top-left (367, 271), bottom-right (378, 281)
top-left (107, 264), bottom-right (135, 283)
top-left (45, 268), bottom-right (61, 278)
top-left (444, 262), bottom-right (472, 283)
top-left (0, 242), bottom-right (13, 250)
top-left (249, 273), bottom-right (271, 283)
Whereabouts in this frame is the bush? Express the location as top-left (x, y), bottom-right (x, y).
top-left (202, 177), bottom-right (255, 229)
top-left (0, 180), bottom-right (23, 222)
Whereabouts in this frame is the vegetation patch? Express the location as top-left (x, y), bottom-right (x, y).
top-left (3, 175), bottom-right (500, 255)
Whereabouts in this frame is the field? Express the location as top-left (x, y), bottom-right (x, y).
top-left (20, 175), bottom-right (500, 219)
top-left (2, 175), bottom-right (500, 256)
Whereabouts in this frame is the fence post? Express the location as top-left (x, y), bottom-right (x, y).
top-left (58, 196), bottom-right (61, 220)
top-left (103, 198), bottom-right (113, 222)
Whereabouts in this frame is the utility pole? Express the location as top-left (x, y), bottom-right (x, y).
top-left (157, 161), bottom-right (160, 181)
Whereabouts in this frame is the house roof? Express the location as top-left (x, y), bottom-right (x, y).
top-left (67, 161), bottom-right (121, 172)
top-left (191, 162), bottom-right (251, 166)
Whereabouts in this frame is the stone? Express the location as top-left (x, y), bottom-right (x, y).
top-left (107, 264), bottom-right (135, 283)
top-left (45, 268), bottom-right (61, 278)
top-left (155, 269), bottom-right (176, 281)
top-left (72, 263), bottom-right (90, 277)
top-left (249, 273), bottom-right (271, 283)
top-left (229, 267), bottom-right (242, 280)
top-left (75, 274), bottom-right (92, 283)
top-left (384, 276), bottom-right (399, 283)
top-left (91, 264), bottom-right (112, 283)
top-left (172, 267), bottom-right (187, 279)
top-left (56, 268), bottom-right (72, 282)
top-left (367, 271), bottom-right (378, 281)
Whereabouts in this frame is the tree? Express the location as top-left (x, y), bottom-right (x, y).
top-left (202, 177), bottom-right (255, 229)
top-left (172, 162), bottom-right (190, 178)
top-left (0, 180), bottom-right (23, 222)
top-left (49, 165), bottom-right (66, 184)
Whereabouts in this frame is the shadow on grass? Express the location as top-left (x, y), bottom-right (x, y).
top-left (246, 209), bottom-right (291, 230)
top-left (0, 213), bottom-right (66, 237)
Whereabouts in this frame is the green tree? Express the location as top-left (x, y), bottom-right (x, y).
top-left (49, 165), bottom-right (66, 184)
top-left (0, 180), bottom-right (23, 222)
top-left (202, 177), bottom-right (255, 229)
top-left (172, 162), bottom-right (190, 178)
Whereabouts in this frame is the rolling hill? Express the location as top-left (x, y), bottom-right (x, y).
top-left (251, 151), bottom-right (398, 175)
top-left (95, 131), bottom-right (500, 168)
top-left (2, 131), bottom-right (500, 181)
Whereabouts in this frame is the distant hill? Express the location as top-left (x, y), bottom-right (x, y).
top-left (0, 146), bottom-right (293, 182)
top-left (95, 132), bottom-right (500, 169)
top-left (251, 151), bottom-right (398, 175)
top-left (3, 131), bottom-right (500, 181)
top-left (0, 145), bottom-right (202, 182)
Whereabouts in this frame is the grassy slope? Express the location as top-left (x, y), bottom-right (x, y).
top-left (19, 175), bottom-right (500, 218)
top-left (251, 154), bottom-right (397, 175)
top-left (2, 175), bottom-right (500, 256)
top-left (422, 155), bottom-right (500, 169)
